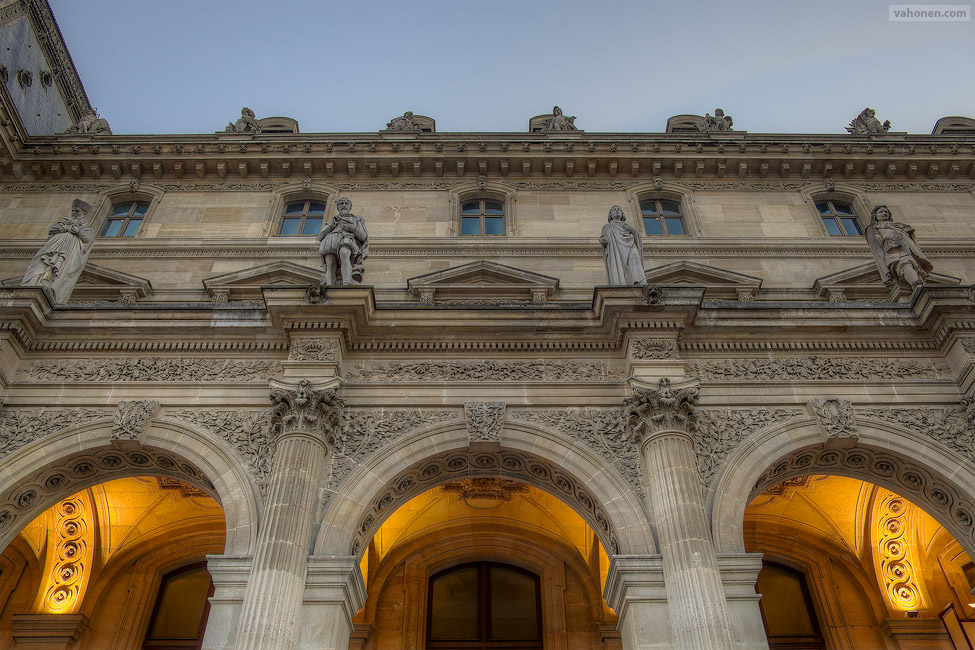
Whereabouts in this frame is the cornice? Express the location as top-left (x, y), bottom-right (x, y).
top-left (21, 0), bottom-right (91, 123)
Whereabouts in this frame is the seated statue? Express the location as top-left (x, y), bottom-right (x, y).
top-left (698, 108), bottom-right (733, 132)
top-left (846, 108), bottom-right (891, 134)
top-left (386, 111), bottom-right (422, 131)
top-left (22, 199), bottom-right (95, 303)
top-left (865, 205), bottom-right (932, 290)
top-left (319, 197), bottom-right (369, 285)
top-left (63, 109), bottom-right (112, 135)
top-left (541, 106), bottom-right (577, 132)
top-left (225, 107), bottom-right (262, 134)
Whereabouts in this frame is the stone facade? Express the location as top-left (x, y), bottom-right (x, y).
top-left (2, 4), bottom-right (975, 650)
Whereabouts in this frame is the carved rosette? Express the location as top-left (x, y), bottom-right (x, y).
top-left (112, 400), bottom-right (160, 440)
top-left (40, 495), bottom-right (93, 613)
top-left (808, 398), bottom-right (857, 439)
top-left (876, 492), bottom-right (924, 610)
top-left (464, 402), bottom-right (505, 442)
top-left (624, 378), bottom-right (699, 446)
top-left (269, 379), bottom-right (344, 448)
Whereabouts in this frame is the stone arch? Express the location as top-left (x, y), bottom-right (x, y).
top-left (314, 420), bottom-right (653, 558)
top-left (0, 419), bottom-right (260, 555)
top-left (710, 417), bottom-right (975, 558)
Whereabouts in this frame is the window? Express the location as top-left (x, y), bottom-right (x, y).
top-left (756, 562), bottom-right (825, 650)
top-left (460, 199), bottom-right (505, 236)
top-left (101, 201), bottom-right (148, 237)
top-left (427, 562), bottom-right (542, 649)
top-left (640, 199), bottom-right (686, 235)
top-left (143, 563), bottom-right (213, 649)
top-left (816, 200), bottom-right (862, 236)
top-left (279, 200), bottom-right (325, 236)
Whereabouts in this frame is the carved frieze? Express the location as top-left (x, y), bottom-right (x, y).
top-left (629, 338), bottom-right (676, 359)
top-left (808, 398), bottom-right (857, 439)
top-left (691, 356), bottom-right (948, 381)
top-left (512, 408), bottom-right (642, 497)
top-left (288, 338), bottom-right (339, 362)
top-left (465, 402), bottom-right (505, 442)
top-left (169, 409), bottom-right (273, 493)
top-left (345, 360), bottom-right (620, 382)
top-left (23, 358), bottom-right (282, 382)
top-left (624, 378), bottom-right (699, 445)
top-left (0, 407), bottom-right (112, 460)
top-left (695, 408), bottom-right (801, 489)
top-left (112, 400), bottom-right (159, 441)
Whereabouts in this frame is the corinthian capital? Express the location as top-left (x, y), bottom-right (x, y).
top-left (624, 378), bottom-right (699, 445)
top-left (269, 379), bottom-right (344, 445)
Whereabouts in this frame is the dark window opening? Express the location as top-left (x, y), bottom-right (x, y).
top-left (279, 200), bottom-right (326, 236)
top-left (640, 199), bottom-right (686, 235)
top-left (143, 562), bottom-right (213, 650)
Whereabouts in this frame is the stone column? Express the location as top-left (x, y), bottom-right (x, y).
top-left (234, 379), bottom-right (344, 650)
top-left (624, 378), bottom-right (736, 650)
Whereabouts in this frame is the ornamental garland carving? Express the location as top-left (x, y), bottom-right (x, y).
top-left (112, 400), bottom-right (160, 441)
top-left (324, 408), bottom-right (459, 503)
top-left (808, 398), bottom-right (857, 438)
top-left (345, 360), bottom-right (620, 382)
top-left (695, 408), bottom-right (801, 490)
top-left (169, 409), bottom-right (273, 492)
top-left (691, 356), bottom-right (948, 381)
top-left (512, 408), bottom-right (643, 497)
top-left (860, 407), bottom-right (975, 464)
top-left (629, 338), bottom-right (677, 359)
top-left (24, 358), bottom-right (282, 382)
top-left (0, 407), bottom-right (112, 460)
top-left (962, 339), bottom-right (975, 354)
top-left (288, 338), bottom-right (339, 362)
top-left (465, 402), bottom-right (505, 442)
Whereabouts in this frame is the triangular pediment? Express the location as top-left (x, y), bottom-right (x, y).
top-left (644, 261), bottom-right (762, 300)
top-left (407, 261), bottom-right (559, 301)
top-left (69, 264), bottom-right (153, 302)
top-left (203, 261), bottom-right (321, 301)
top-left (812, 263), bottom-right (961, 301)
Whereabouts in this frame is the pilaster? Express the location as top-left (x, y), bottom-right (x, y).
top-left (298, 556), bottom-right (366, 650)
top-left (603, 555), bottom-right (672, 650)
top-left (200, 555), bottom-right (252, 650)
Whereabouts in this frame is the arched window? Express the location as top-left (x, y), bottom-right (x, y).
top-left (460, 198), bottom-right (505, 236)
top-left (639, 198), bottom-right (686, 235)
top-left (279, 200), bottom-right (326, 236)
top-left (816, 199), bottom-right (863, 236)
top-left (427, 562), bottom-right (542, 649)
top-left (756, 561), bottom-right (825, 650)
top-left (101, 201), bottom-right (149, 237)
top-left (143, 562), bottom-right (213, 649)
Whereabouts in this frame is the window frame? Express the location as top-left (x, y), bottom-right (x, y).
top-left (639, 197), bottom-right (687, 236)
top-left (278, 199), bottom-right (327, 237)
top-left (459, 197), bottom-right (506, 236)
top-left (815, 199), bottom-right (863, 237)
top-left (756, 561), bottom-right (826, 650)
top-left (426, 561), bottom-right (543, 650)
top-left (101, 200), bottom-right (150, 238)
top-left (142, 561), bottom-right (214, 650)
top-left (90, 185), bottom-right (164, 240)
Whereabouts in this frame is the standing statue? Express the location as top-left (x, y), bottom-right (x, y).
top-left (846, 108), bottom-right (891, 134)
top-left (386, 111), bottom-right (422, 131)
top-left (599, 206), bottom-right (647, 286)
top-left (225, 107), bottom-right (262, 134)
top-left (63, 108), bottom-right (112, 135)
top-left (541, 106), bottom-right (577, 132)
top-left (22, 199), bottom-right (95, 303)
top-left (865, 205), bottom-right (932, 291)
top-left (318, 197), bottom-right (369, 285)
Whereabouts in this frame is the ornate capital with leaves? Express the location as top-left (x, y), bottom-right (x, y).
top-left (269, 379), bottom-right (344, 447)
top-left (624, 378), bottom-right (699, 445)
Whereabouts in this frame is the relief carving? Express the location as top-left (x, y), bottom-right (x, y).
top-left (169, 409), bottom-right (273, 493)
top-left (269, 379), bottom-right (344, 444)
top-left (695, 408), bottom-right (802, 489)
top-left (629, 338), bottom-right (676, 359)
top-left (808, 398), bottom-right (857, 439)
top-left (24, 358), bottom-right (282, 382)
top-left (112, 400), bottom-right (160, 441)
top-left (860, 406), bottom-right (975, 464)
top-left (876, 492), bottom-right (923, 610)
top-left (345, 360), bottom-right (620, 382)
top-left (512, 408), bottom-right (642, 497)
top-left (40, 495), bottom-right (93, 612)
top-left (624, 378), bottom-right (699, 444)
top-left (465, 402), bottom-right (505, 442)
top-left (691, 356), bottom-right (947, 381)
top-left (288, 338), bottom-right (339, 362)
top-left (0, 408), bottom-right (112, 460)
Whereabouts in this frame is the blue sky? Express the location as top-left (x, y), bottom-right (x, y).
top-left (49, 0), bottom-right (975, 135)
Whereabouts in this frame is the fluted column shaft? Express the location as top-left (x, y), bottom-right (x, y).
top-left (640, 429), bottom-right (736, 650)
top-left (234, 380), bottom-right (342, 650)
